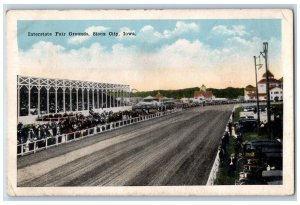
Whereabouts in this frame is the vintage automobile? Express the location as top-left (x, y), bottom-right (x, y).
top-left (242, 139), bottom-right (282, 160)
top-left (236, 119), bottom-right (258, 133)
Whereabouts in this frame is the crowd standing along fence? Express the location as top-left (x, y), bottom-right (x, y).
top-left (17, 109), bottom-right (179, 156)
top-left (17, 102), bottom-right (261, 157)
top-left (206, 106), bottom-right (235, 185)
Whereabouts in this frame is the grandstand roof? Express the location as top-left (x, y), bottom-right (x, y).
top-left (17, 75), bottom-right (130, 90)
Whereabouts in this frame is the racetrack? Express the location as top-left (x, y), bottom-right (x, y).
top-left (18, 104), bottom-right (233, 186)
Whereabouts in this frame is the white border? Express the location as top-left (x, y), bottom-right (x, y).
top-left (5, 8), bottom-right (294, 197)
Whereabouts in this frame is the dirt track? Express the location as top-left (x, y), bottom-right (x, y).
top-left (18, 104), bottom-right (233, 186)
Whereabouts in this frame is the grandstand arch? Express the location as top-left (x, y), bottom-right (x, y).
top-left (89, 88), bottom-right (93, 110)
top-left (65, 87), bottom-right (70, 112)
top-left (30, 86), bottom-right (38, 114)
top-left (19, 86), bottom-right (29, 116)
top-left (78, 88), bottom-right (83, 111)
top-left (40, 87), bottom-right (47, 114)
top-left (49, 87), bottom-right (56, 113)
top-left (57, 87), bottom-right (64, 113)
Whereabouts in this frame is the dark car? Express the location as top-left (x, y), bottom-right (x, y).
top-left (237, 119), bottom-right (258, 133)
top-left (243, 139), bottom-right (282, 160)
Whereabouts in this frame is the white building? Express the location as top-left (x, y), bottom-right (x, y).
top-left (244, 71), bottom-right (283, 101)
top-left (181, 98), bottom-right (192, 103)
top-left (270, 87), bottom-right (283, 101)
top-left (194, 84), bottom-right (215, 102)
top-left (257, 71), bottom-right (282, 101)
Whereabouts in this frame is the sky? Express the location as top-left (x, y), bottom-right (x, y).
top-left (17, 19), bottom-right (282, 91)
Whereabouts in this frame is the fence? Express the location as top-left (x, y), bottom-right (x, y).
top-left (206, 150), bottom-right (221, 185)
top-left (206, 107), bottom-right (234, 185)
top-left (17, 109), bottom-right (179, 156)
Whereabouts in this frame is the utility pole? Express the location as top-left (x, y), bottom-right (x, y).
top-left (254, 56), bottom-right (261, 135)
top-left (261, 42), bottom-right (271, 138)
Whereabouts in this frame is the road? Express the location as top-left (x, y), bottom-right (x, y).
top-left (17, 104), bottom-right (233, 186)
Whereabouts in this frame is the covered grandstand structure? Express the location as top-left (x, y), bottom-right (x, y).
top-left (17, 75), bottom-right (131, 122)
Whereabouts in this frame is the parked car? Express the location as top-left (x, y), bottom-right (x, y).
top-left (236, 119), bottom-right (258, 133)
top-left (242, 139), bottom-right (282, 160)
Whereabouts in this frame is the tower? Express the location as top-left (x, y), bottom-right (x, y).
top-left (200, 84), bottom-right (206, 92)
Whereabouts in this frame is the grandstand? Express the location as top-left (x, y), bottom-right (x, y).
top-left (17, 75), bottom-right (131, 123)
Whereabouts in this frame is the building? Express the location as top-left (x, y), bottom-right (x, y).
top-left (180, 98), bottom-right (191, 103)
top-left (142, 95), bottom-right (156, 102)
top-left (17, 75), bottom-right (131, 123)
top-left (244, 71), bottom-right (283, 101)
top-left (244, 85), bottom-right (256, 101)
top-left (137, 92), bottom-right (175, 107)
top-left (154, 92), bottom-right (175, 103)
top-left (270, 87), bottom-right (283, 101)
top-left (194, 84), bottom-right (215, 102)
top-left (257, 71), bottom-right (282, 100)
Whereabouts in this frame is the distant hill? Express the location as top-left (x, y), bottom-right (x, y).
top-left (131, 87), bottom-right (244, 99)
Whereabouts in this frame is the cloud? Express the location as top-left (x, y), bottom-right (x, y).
top-left (68, 26), bottom-right (109, 45)
top-left (138, 21), bottom-right (199, 43)
top-left (138, 25), bottom-right (163, 43)
top-left (21, 41), bottom-right (65, 59)
top-left (163, 21), bottom-right (199, 38)
top-left (19, 41), bottom-right (138, 80)
top-left (19, 36), bottom-right (282, 90)
top-left (212, 25), bottom-right (249, 36)
top-left (154, 39), bottom-right (246, 70)
top-left (225, 36), bottom-right (281, 59)
top-left (226, 36), bottom-right (254, 48)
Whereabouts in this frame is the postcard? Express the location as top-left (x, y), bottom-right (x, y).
top-left (6, 9), bottom-right (294, 196)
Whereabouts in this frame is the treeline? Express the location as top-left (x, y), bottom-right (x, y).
top-left (207, 87), bottom-right (244, 99)
top-left (131, 87), bottom-right (244, 99)
top-left (131, 87), bottom-right (200, 99)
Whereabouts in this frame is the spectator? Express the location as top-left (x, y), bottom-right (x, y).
top-left (17, 109), bottom-right (151, 145)
top-left (228, 122), bottom-right (232, 136)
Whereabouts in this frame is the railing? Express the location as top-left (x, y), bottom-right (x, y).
top-left (206, 105), bottom-right (235, 185)
top-left (206, 150), bottom-right (220, 185)
top-left (17, 109), bottom-right (180, 156)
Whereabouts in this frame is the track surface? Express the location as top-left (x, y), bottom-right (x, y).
top-left (18, 105), bottom-right (233, 186)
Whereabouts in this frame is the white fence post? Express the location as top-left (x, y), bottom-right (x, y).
top-left (25, 142), bottom-right (29, 153)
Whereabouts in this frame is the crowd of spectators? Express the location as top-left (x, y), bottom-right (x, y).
top-left (17, 109), bottom-right (144, 145)
top-left (17, 101), bottom-right (205, 149)
top-left (216, 106), bottom-right (283, 185)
